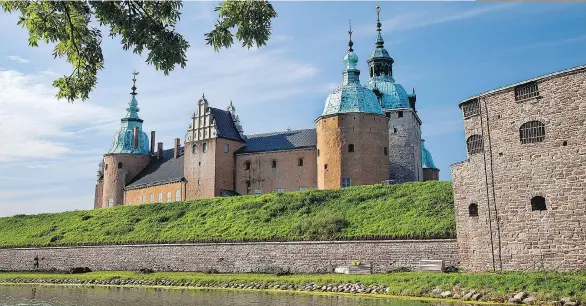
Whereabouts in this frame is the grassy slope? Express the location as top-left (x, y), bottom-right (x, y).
top-left (0, 181), bottom-right (455, 248)
top-left (1, 271), bottom-right (585, 302)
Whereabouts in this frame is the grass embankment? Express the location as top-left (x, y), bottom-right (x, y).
top-left (1, 271), bottom-right (585, 303)
top-left (0, 181), bottom-right (454, 248)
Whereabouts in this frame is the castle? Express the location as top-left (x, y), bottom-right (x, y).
top-left (94, 8), bottom-right (440, 209)
top-left (452, 64), bottom-right (586, 271)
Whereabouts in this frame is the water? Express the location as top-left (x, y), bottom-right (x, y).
top-left (0, 284), bottom-right (451, 306)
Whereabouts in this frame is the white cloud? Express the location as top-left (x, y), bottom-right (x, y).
top-left (8, 55), bottom-right (29, 63)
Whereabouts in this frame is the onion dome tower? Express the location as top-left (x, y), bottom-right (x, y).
top-left (316, 21), bottom-right (389, 190)
top-left (421, 139), bottom-right (440, 181)
top-left (364, 5), bottom-right (423, 183)
top-left (100, 71), bottom-right (152, 208)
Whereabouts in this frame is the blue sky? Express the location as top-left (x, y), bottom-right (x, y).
top-left (0, 1), bottom-right (585, 217)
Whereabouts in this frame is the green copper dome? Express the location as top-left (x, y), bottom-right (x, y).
top-left (421, 139), bottom-right (437, 169)
top-left (107, 73), bottom-right (151, 155)
top-left (321, 27), bottom-right (382, 117)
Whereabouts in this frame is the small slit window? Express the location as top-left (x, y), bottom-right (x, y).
top-left (531, 196), bottom-right (546, 211)
top-left (117, 162), bottom-right (123, 169)
top-left (245, 161), bottom-right (251, 170)
top-left (348, 144), bottom-right (355, 152)
top-left (515, 81), bottom-right (539, 101)
top-left (272, 160), bottom-right (277, 168)
top-left (298, 158), bottom-right (304, 167)
top-left (398, 111), bottom-right (403, 118)
top-left (520, 121), bottom-right (545, 144)
top-left (384, 147), bottom-right (388, 156)
top-left (461, 99), bottom-right (480, 118)
top-left (324, 164), bottom-right (328, 170)
top-left (466, 135), bottom-right (484, 155)
top-left (224, 144), bottom-right (229, 153)
top-left (468, 203), bottom-right (478, 217)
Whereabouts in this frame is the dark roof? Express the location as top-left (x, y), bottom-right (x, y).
top-left (236, 128), bottom-right (317, 154)
top-left (220, 189), bottom-right (241, 197)
top-left (126, 148), bottom-right (184, 190)
top-left (209, 108), bottom-right (244, 142)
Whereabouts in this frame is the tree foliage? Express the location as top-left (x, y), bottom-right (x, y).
top-left (1, 0), bottom-right (278, 102)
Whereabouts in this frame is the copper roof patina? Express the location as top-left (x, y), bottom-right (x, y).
top-left (421, 139), bottom-right (438, 169)
top-left (321, 21), bottom-right (383, 117)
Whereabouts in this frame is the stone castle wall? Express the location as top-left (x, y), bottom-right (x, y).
top-left (0, 240), bottom-right (457, 273)
top-left (125, 182), bottom-right (184, 205)
top-left (387, 109), bottom-right (422, 183)
top-left (451, 66), bottom-right (586, 272)
top-left (235, 148), bottom-right (317, 195)
top-left (101, 154), bottom-right (151, 208)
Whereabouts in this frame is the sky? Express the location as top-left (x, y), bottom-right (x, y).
top-left (0, 1), bottom-right (585, 217)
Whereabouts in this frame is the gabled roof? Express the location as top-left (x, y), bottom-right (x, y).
top-left (236, 128), bottom-right (317, 154)
top-left (126, 148), bottom-right (184, 190)
top-left (209, 108), bottom-right (245, 142)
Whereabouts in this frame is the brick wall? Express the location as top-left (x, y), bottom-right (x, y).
top-left (451, 66), bottom-right (586, 272)
top-left (0, 240), bottom-right (457, 273)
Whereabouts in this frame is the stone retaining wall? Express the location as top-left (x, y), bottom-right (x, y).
top-left (0, 240), bottom-right (457, 273)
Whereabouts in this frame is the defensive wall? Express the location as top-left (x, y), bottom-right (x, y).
top-left (0, 239), bottom-right (457, 273)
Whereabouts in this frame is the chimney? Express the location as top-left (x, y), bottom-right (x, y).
top-left (157, 142), bottom-right (163, 159)
top-left (173, 138), bottom-right (180, 159)
top-left (133, 127), bottom-right (139, 149)
top-left (150, 131), bottom-right (156, 154)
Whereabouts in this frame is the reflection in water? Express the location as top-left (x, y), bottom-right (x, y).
top-left (0, 284), bottom-right (444, 306)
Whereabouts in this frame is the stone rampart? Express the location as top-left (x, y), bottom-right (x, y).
top-left (0, 240), bottom-right (457, 273)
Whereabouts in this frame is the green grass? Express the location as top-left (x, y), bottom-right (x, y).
top-left (0, 181), bottom-right (455, 248)
top-left (1, 271), bottom-right (586, 302)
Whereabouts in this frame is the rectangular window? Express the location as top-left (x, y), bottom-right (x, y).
top-left (515, 81), bottom-right (539, 101)
top-left (141, 195), bottom-right (146, 204)
top-left (461, 99), bottom-right (480, 118)
top-left (175, 189), bottom-right (181, 201)
top-left (398, 111), bottom-right (403, 118)
top-left (108, 198), bottom-right (114, 207)
top-left (167, 192), bottom-right (172, 202)
top-left (341, 177), bottom-right (352, 188)
top-left (254, 189), bottom-right (262, 195)
top-left (299, 187), bottom-right (307, 191)
top-left (150, 194), bottom-right (154, 203)
top-left (158, 192), bottom-right (163, 203)
top-left (277, 188), bottom-right (284, 193)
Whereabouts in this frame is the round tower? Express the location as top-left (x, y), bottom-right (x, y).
top-left (101, 72), bottom-right (152, 208)
top-left (316, 22), bottom-right (389, 190)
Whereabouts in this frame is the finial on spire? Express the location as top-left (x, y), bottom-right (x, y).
top-left (412, 87), bottom-right (416, 94)
top-left (131, 70), bottom-right (139, 96)
top-left (348, 19), bottom-right (354, 52)
top-left (376, 4), bottom-right (382, 31)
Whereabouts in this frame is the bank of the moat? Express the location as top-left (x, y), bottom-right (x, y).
top-left (0, 271), bottom-right (584, 305)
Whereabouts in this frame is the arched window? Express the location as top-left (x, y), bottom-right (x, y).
top-left (202, 142), bottom-right (208, 153)
top-left (466, 135), bottom-right (484, 155)
top-left (224, 144), bottom-right (229, 153)
top-left (272, 160), bottom-right (277, 168)
top-left (192, 143), bottom-right (197, 154)
top-left (245, 161), bottom-right (251, 170)
top-left (531, 196), bottom-right (547, 211)
top-left (298, 158), bottom-right (304, 167)
top-left (117, 162), bottom-right (123, 169)
top-left (384, 147), bottom-right (388, 156)
top-left (468, 203), bottom-right (479, 217)
top-left (520, 121), bottom-right (545, 144)
top-left (317, 149), bottom-right (320, 157)
top-left (105, 164), bottom-right (108, 170)
top-left (348, 144), bottom-right (355, 152)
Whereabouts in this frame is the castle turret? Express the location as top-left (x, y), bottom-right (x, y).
top-left (101, 71), bottom-right (152, 208)
top-left (316, 21), bottom-right (389, 189)
top-left (421, 139), bottom-right (439, 181)
top-left (363, 5), bottom-right (422, 183)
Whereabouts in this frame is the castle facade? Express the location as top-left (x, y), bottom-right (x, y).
top-left (94, 10), bottom-right (440, 209)
top-left (451, 64), bottom-right (586, 271)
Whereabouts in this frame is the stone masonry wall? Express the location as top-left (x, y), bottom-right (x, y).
top-left (387, 109), bottom-right (422, 183)
top-left (451, 66), bottom-right (586, 272)
top-left (0, 240), bottom-right (457, 273)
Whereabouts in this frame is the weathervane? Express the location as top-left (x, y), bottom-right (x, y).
top-left (376, 4), bottom-right (382, 31)
top-left (131, 70), bottom-right (139, 96)
top-left (348, 19), bottom-right (354, 52)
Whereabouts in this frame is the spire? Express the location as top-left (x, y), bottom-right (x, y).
top-left (348, 19), bottom-right (354, 52)
top-left (125, 71), bottom-right (141, 120)
top-left (343, 19), bottom-right (359, 74)
top-left (375, 5), bottom-right (384, 48)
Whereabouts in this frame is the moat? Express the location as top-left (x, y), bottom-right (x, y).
top-left (0, 284), bottom-right (456, 306)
